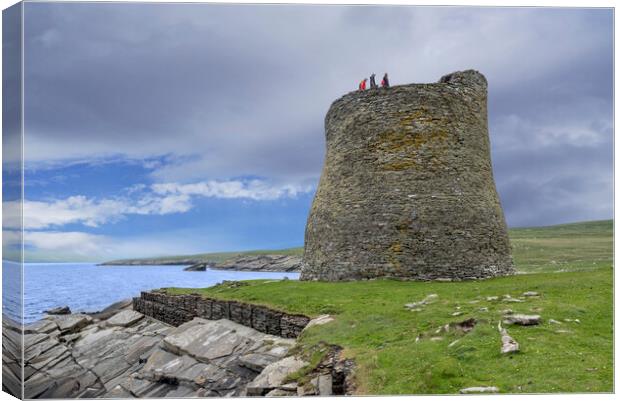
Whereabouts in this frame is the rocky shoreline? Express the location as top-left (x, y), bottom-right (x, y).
top-left (3, 293), bottom-right (352, 398)
top-left (101, 254), bottom-right (301, 273)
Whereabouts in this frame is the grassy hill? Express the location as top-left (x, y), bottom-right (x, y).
top-left (509, 219), bottom-right (612, 273)
top-left (103, 220), bottom-right (613, 272)
top-left (166, 220), bottom-right (613, 394)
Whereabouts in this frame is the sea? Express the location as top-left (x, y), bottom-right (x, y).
top-left (2, 261), bottom-right (298, 324)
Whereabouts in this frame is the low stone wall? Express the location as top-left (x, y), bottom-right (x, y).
top-left (133, 291), bottom-right (310, 338)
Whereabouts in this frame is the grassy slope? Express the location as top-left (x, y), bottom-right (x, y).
top-left (509, 220), bottom-right (612, 273)
top-left (168, 219), bottom-right (613, 394)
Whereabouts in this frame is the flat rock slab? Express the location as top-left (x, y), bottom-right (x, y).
top-left (460, 386), bottom-right (499, 394)
top-left (107, 310), bottom-right (144, 327)
top-left (503, 314), bottom-right (541, 326)
top-left (24, 319), bottom-right (58, 334)
top-left (304, 314), bottom-right (334, 330)
top-left (499, 329), bottom-right (519, 354)
top-left (163, 319), bottom-right (247, 361)
top-left (52, 314), bottom-right (93, 333)
top-left (163, 318), bottom-right (293, 363)
top-left (45, 306), bottom-right (71, 315)
top-left (89, 298), bottom-right (133, 320)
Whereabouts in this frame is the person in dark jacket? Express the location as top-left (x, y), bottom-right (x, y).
top-left (369, 73), bottom-right (378, 89)
top-left (381, 73), bottom-right (390, 88)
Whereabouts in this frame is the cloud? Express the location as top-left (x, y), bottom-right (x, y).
top-left (3, 195), bottom-right (186, 230)
top-left (20, 4), bottom-right (613, 227)
top-left (3, 229), bottom-right (215, 262)
top-left (4, 229), bottom-right (104, 260)
top-left (4, 179), bottom-right (312, 230)
top-left (152, 180), bottom-right (312, 201)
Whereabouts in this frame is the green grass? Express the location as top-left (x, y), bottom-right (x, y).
top-left (509, 220), bottom-right (612, 274)
top-left (166, 220), bottom-right (613, 394)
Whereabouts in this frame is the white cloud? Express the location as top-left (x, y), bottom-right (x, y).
top-left (4, 229), bottom-right (107, 259)
top-left (3, 193), bottom-right (190, 230)
top-left (152, 180), bottom-right (312, 201)
top-left (3, 179), bottom-right (313, 230)
top-left (25, 230), bottom-right (104, 255)
top-left (1, 229), bottom-right (214, 261)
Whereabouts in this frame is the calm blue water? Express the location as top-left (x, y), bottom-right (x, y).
top-left (3, 262), bottom-right (298, 323)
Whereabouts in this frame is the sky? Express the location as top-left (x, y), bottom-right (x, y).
top-left (3, 3), bottom-right (613, 262)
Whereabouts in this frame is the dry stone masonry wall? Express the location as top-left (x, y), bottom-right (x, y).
top-left (133, 291), bottom-right (310, 338)
top-left (301, 70), bottom-right (514, 281)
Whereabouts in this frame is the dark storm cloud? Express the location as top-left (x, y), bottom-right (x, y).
top-left (23, 4), bottom-right (613, 226)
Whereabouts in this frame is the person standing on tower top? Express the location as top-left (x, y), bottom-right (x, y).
top-left (358, 78), bottom-right (367, 91)
top-left (381, 73), bottom-right (390, 88)
top-left (369, 73), bottom-right (378, 89)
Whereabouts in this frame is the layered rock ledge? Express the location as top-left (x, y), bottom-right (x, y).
top-left (5, 294), bottom-right (351, 398)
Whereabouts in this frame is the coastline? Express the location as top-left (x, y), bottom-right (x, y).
top-left (101, 253), bottom-right (302, 273)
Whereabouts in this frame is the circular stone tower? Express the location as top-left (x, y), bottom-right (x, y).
top-left (300, 70), bottom-right (514, 281)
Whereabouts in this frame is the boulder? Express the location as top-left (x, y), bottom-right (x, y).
top-left (317, 373), bottom-right (333, 396)
top-left (246, 356), bottom-right (307, 396)
top-left (45, 306), bottom-right (71, 315)
top-left (184, 263), bottom-right (208, 271)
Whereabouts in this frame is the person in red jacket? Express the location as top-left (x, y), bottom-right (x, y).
top-left (358, 78), bottom-right (367, 91)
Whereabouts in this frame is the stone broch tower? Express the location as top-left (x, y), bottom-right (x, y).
top-left (300, 70), bottom-right (514, 281)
